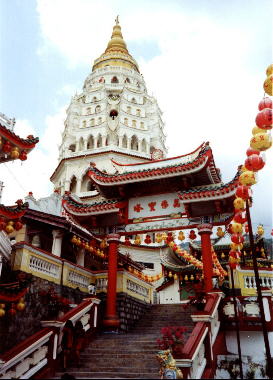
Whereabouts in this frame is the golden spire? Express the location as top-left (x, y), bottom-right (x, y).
top-left (92, 17), bottom-right (139, 72)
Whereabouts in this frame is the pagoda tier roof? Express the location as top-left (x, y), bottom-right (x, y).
top-left (62, 193), bottom-right (120, 217)
top-left (178, 170), bottom-right (240, 203)
top-left (0, 201), bottom-right (29, 220)
top-left (87, 142), bottom-right (221, 197)
top-left (160, 246), bottom-right (194, 272)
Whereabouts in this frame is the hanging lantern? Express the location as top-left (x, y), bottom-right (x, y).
top-left (231, 223), bottom-right (243, 234)
top-left (235, 185), bottom-right (252, 200)
top-left (230, 242), bottom-right (243, 251)
top-left (161, 232), bottom-right (167, 241)
top-left (244, 154), bottom-right (265, 172)
top-left (246, 147), bottom-right (260, 156)
top-left (144, 235), bottom-right (152, 244)
top-left (14, 221), bottom-right (23, 231)
top-left (0, 304), bottom-right (5, 318)
top-left (271, 229), bottom-right (273, 236)
top-left (178, 231), bottom-right (185, 241)
top-left (173, 273), bottom-right (178, 280)
top-left (166, 232), bottom-right (174, 243)
top-left (266, 64), bottom-right (273, 77)
top-left (8, 305), bottom-right (17, 317)
top-left (233, 197), bottom-right (245, 210)
top-left (255, 108), bottom-right (272, 130)
top-left (258, 97), bottom-right (272, 111)
top-left (264, 74), bottom-right (273, 96)
top-left (231, 233), bottom-right (244, 244)
top-left (2, 141), bottom-right (12, 153)
top-left (184, 275), bottom-right (188, 281)
top-left (5, 221), bottom-right (14, 234)
top-left (216, 227), bottom-right (225, 238)
top-left (190, 274), bottom-right (194, 281)
top-left (233, 211), bottom-right (247, 224)
top-left (188, 230), bottom-right (197, 240)
top-left (257, 225), bottom-right (264, 236)
top-left (250, 132), bottom-right (272, 151)
top-left (252, 126), bottom-right (265, 135)
top-left (134, 235), bottom-right (141, 245)
top-left (10, 147), bottom-right (20, 159)
top-left (168, 271), bottom-right (173, 278)
top-left (16, 299), bottom-right (26, 311)
top-left (19, 150), bottom-right (28, 161)
top-left (239, 170), bottom-right (256, 186)
top-left (155, 233), bottom-right (163, 243)
top-left (124, 236), bottom-right (131, 246)
top-left (221, 252), bottom-right (226, 259)
top-left (245, 224), bottom-right (249, 233)
top-left (0, 218), bottom-right (7, 231)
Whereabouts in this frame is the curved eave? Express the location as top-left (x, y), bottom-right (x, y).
top-left (88, 150), bottom-right (211, 187)
top-left (178, 172), bottom-right (239, 203)
top-left (0, 124), bottom-right (39, 150)
top-left (62, 195), bottom-right (119, 217)
top-left (160, 248), bottom-right (194, 272)
top-left (0, 202), bottom-right (29, 219)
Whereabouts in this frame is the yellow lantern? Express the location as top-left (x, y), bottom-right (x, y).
top-left (184, 275), bottom-right (188, 281)
top-left (264, 74), bottom-right (273, 96)
top-left (190, 274), bottom-right (194, 281)
top-left (169, 241), bottom-right (174, 248)
top-left (162, 232), bottom-right (167, 241)
top-left (230, 242), bottom-right (243, 251)
top-left (168, 271), bottom-right (173, 278)
top-left (10, 147), bottom-right (20, 159)
top-left (239, 171), bottom-right (256, 186)
top-left (0, 307), bottom-right (5, 317)
top-left (252, 126), bottom-right (265, 135)
top-left (5, 221), bottom-right (14, 234)
top-left (216, 227), bottom-right (225, 238)
top-left (257, 225), bottom-right (264, 236)
top-left (221, 252), bottom-right (225, 259)
top-left (178, 231), bottom-right (185, 241)
top-left (231, 223), bottom-right (243, 234)
top-left (71, 235), bottom-right (77, 244)
top-left (155, 233), bottom-right (162, 243)
top-left (266, 64), bottom-right (273, 77)
top-left (250, 132), bottom-right (272, 151)
top-left (233, 197), bottom-right (245, 210)
top-left (134, 235), bottom-right (141, 245)
top-left (16, 301), bottom-right (26, 311)
top-left (173, 273), bottom-right (178, 280)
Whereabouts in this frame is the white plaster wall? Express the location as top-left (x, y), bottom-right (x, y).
top-left (159, 280), bottom-right (181, 304)
top-left (225, 331), bottom-right (273, 360)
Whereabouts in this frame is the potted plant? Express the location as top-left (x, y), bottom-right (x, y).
top-left (156, 326), bottom-right (188, 358)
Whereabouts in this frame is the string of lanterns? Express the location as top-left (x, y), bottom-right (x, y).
top-left (228, 63), bottom-right (272, 269)
top-left (0, 218), bottom-right (24, 234)
top-left (0, 297), bottom-right (26, 318)
top-left (0, 137), bottom-right (28, 161)
top-left (127, 266), bottom-right (163, 283)
top-left (70, 235), bottom-right (107, 259)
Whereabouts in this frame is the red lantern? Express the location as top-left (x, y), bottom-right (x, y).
top-left (245, 224), bottom-right (249, 233)
top-left (255, 108), bottom-right (272, 130)
top-left (166, 232), bottom-right (174, 243)
top-left (124, 236), bottom-right (131, 246)
top-left (244, 154), bottom-right (265, 172)
top-left (0, 218), bottom-right (6, 231)
top-left (246, 147), bottom-right (260, 156)
top-left (271, 229), bottom-right (273, 236)
top-left (8, 306), bottom-right (17, 317)
top-left (144, 235), bottom-right (152, 244)
top-left (231, 233), bottom-right (244, 244)
top-left (233, 211), bottom-right (247, 224)
top-left (235, 185), bottom-right (252, 200)
top-left (2, 141), bottom-right (12, 153)
top-left (19, 151), bottom-right (27, 161)
top-left (14, 221), bottom-right (23, 231)
top-left (259, 97), bottom-right (272, 111)
top-left (189, 230), bottom-right (197, 240)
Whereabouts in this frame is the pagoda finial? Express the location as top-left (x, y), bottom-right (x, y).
top-left (115, 15), bottom-right (119, 25)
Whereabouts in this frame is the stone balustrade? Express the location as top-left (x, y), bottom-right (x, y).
top-left (29, 255), bottom-right (60, 278)
top-left (0, 298), bottom-right (100, 379)
top-left (232, 267), bottom-right (273, 296)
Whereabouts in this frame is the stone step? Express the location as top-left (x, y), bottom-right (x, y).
top-left (54, 371), bottom-right (159, 379)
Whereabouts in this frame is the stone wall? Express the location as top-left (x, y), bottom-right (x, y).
top-left (0, 275), bottom-right (86, 354)
top-left (99, 292), bottom-right (151, 332)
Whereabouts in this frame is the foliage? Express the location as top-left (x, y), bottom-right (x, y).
top-left (156, 326), bottom-right (188, 355)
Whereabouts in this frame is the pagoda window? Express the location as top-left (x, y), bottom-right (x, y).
top-left (131, 97), bottom-right (136, 103)
top-left (122, 135), bottom-right (128, 148)
top-left (140, 122), bottom-right (144, 129)
top-left (110, 109), bottom-right (118, 120)
top-left (132, 120), bottom-right (137, 128)
top-left (87, 181), bottom-right (95, 191)
top-left (131, 135), bottom-right (138, 151)
top-left (99, 77), bottom-right (104, 83)
top-left (105, 135), bottom-right (109, 146)
top-left (97, 134), bottom-right (102, 148)
top-left (81, 173), bottom-right (95, 192)
top-left (79, 137), bottom-right (84, 150)
top-left (86, 107), bottom-right (91, 115)
top-left (70, 176), bottom-right (77, 193)
top-left (141, 139), bottom-right (147, 152)
top-left (124, 118), bottom-right (128, 126)
top-left (87, 135), bottom-right (94, 149)
top-left (95, 105), bottom-right (101, 113)
top-left (150, 145), bottom-right (155, 154)
top-left (82, 120), bottom-right (86, 128)
top-left (111, 76), bottom-right (119, 83)
top-left (68, 144), bottom-right (76, 152)
top-left (98, 117), bottom-right (102, 124)
top-left (125, 77), bottom-right (130, 83)
top-left (136, 109), bottom-right (141, 117)
top-left (127, 106), bottom-right (131, 114)
top-left (90, 119), bottom-right (95, 127)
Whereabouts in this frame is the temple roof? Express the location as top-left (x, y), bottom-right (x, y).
top-left (87, 142), bottom-right (221, 197)
top-left (0, 122), bottom-right (39, 163)
top-left (0, 201), bottom-right (29, 220)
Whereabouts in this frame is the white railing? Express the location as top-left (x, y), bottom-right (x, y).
top-left (67, 270), bottom-right (90, 288)
top-left (244, 275), bottom-right (273, 289)
top-left (190, 342), bottom-right (207, 379)
top-left (29, 255), bottom-right (60, 278)
top-left (96, 277), bottom-right (108, 292)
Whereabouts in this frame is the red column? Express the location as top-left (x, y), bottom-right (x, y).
top-left (103, 233), bottom-right (120, 329)
top-left (198, 223), bottom-right (213, 293)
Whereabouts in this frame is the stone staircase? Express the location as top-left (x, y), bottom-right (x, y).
top-left (54, 304), bottom-right (196, 379)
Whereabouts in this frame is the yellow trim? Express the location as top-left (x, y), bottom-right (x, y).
top-left (234, 268), bottom-right (273, 296)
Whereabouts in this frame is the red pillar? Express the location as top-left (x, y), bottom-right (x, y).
top-left (103, 233), bottom-right (120, 329)
top-left (198, 223), bottom-right (213, 293)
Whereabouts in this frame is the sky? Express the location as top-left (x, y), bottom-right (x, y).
top-left (0, 0), bottom-right (272, 236)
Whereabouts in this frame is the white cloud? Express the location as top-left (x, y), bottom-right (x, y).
top-left (1, 108), bottom-right (65, 205)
